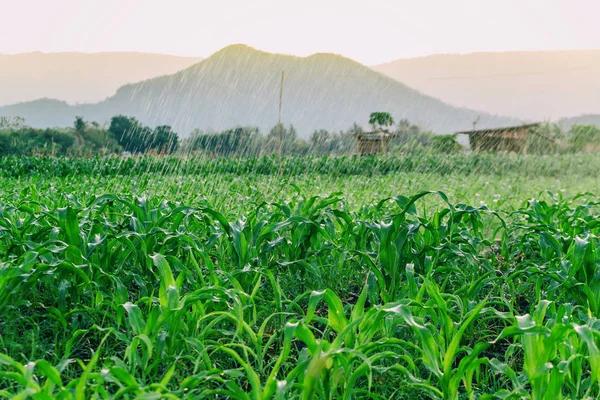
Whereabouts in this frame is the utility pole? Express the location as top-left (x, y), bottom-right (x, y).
top-left (277, 71), bottom-right (284, 174)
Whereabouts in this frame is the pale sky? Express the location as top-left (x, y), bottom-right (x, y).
top-left (1, 0), bottom-right (599, 64)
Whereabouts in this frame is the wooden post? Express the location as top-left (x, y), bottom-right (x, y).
top-left (277, 71), bottom-right (284, 174)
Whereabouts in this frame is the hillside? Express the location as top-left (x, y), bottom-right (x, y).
top-left (0, 52), bottom-right (202, 106)
top-left (559, 114), bottom-right (600, 129)
top-left (0, 45), bottom-right (516, 136)
top-left (373, 50), bottom-right (600, 121)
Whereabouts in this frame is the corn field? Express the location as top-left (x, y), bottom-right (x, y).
top-left (1, 155), bottom-right (600, 399)
top-left (2, 152), bottom-right (600, 179)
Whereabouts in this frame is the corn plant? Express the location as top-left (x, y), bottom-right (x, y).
top-left (1, 156), bottom-right (600, 398)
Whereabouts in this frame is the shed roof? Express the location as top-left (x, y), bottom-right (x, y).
top-left (354, 131), bottom-right (394, 140)
top-left (455, 123), bottom-right (541, 135)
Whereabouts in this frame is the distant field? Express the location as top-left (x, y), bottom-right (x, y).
top-left (1, 154), bottom-right (600, 398)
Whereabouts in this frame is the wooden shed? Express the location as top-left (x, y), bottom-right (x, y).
top-left (456, 123), bottom-right (541, 154)
top-left (355, 131), bottom-right (394, 155)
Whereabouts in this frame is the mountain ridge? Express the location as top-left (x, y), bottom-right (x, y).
top-left (0, 52), bottom-right (203, 106)
top-left (0, 44), bottom-right (518, 136)
top-left (373, 50), bottom-right (600, 120)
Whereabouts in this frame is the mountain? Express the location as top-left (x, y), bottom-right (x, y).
top-left (0, 52), bottom-right (202, 106)
top-left (559, 114), bottom-right (600, 129)
top-left (373, 50), bottom-right (600, 121)
top-left (0, 45), bottom-right (517, 136)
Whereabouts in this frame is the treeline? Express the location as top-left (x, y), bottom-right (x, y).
top-left (146, 121), bottom-right (600, 156)
top-left (523, 123), bottom-right (600, 154)
top-left (182, 124), bottom-right (355, 156)
top-left (0, 115), bottom-right (438, 157)
top-left (181, 119), bottom-right (452, 156)
top-left (0, 116), bottom-right (178, 156)
top-left (1, 115), bottom-right (600, 157)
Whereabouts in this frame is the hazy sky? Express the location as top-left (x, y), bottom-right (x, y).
top-left (1, 0), bottom-right (599, 64)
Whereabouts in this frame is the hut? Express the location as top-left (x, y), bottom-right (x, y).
top-left (456, 123), bottom-right (541, 154)
top-left (355, 130), bottom-right (394, 155)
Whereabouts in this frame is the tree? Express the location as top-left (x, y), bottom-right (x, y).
top-left (569, 125), bottom-right (600, 152)
top-left (348, 122), bottom-right (363, 135)
top-left (73, 116), bottom-right (86, 147)
top-left (0, 133), bottom-right (10, 156)
top-left (0, 116), bottom-right (26, 130)
top-left (108, 115), bottom-right (137, 138)
top-left (431, 135), bottom-right (462, 154)
top-left (0, 116), bottom-right (123, 156)
top-left (268, 124), bottom-right (298, 141)
top-left (309, 129), bottom-right (332, 154)
top-left (392, 119), bottom-right (432, 149)
top-left (108, 116), bottom-right (180, 154)
top-left (267, 124), bottom-right (306, 155)
top-left (527, 123), bottom-right (562, 154)
top-left (152, 125), bottom-right (179, 154)
top-left (83, 126), bottom-right (122, 155)
top-left (369, 112), bottom-right (395, 132)
top-left (10, 127), bottom-right (76, 156)
top-left (74, 116), bottom-right (85, 133)
top-left (108, 115), bottom-right (146, 153)
top-left (182, 126), bottom-right (263, 157)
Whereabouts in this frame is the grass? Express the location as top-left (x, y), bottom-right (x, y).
top-left (1, 154), bottom-right (600, 399)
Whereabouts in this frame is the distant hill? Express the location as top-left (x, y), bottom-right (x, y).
top-left (0, 45), bottom-right (516, 136)
top-left (0, 52), bottom-right (202, 106)
top-left (559, 114), bottom-right (600, 129)
top-left (373, 50), bottom-right (600, 121)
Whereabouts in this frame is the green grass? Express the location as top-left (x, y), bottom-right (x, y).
top-left (1, 154), bottom-right (600, 399)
